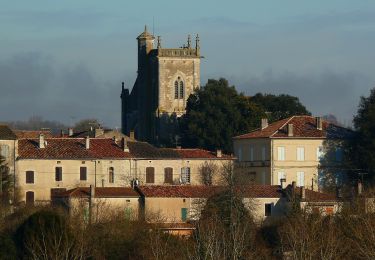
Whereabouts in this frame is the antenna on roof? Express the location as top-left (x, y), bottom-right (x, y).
top-left (152, 16), bottom-right (155, 36)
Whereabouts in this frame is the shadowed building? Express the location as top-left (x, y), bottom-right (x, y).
top-left (121, 26), bottom-right (201, 144)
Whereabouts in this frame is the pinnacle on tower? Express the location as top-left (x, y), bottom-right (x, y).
top-left (195, 34), bottom-right (200, 49)
top-left (187, 35), bottom-right (191, 48)
top-left (157, 36), bottom-right (161, 48)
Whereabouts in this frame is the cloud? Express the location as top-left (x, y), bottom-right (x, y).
top-left (0, 52), bottom-right (122, 127)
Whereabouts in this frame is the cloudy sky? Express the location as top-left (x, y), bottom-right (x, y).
top-left (1, 1), bottom-right (375, 127)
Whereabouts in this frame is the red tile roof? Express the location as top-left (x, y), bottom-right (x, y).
top-left (173, 149), bottom-right (232, 159)
top-left (18, 138), bottom-right (131, 159)
top-left (234, 115), bottom-right (353, 139)
top-left (137, 185), bottom-right (224, 198)
top-left (56, 187), bottom-right (139, 198)
top-left (14, 130), bottom-right (53, 139)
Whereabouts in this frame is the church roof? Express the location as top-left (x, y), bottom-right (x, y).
top-left (137, 25), bottom-right (154, 39)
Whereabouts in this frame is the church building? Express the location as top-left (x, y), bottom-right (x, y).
top-left (121, 26), bottom-right (201, 144)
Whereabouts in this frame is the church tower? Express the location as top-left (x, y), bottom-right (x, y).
top-left (121, 27), bottom-right (201, 145)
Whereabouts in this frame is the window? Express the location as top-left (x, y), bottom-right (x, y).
top-left (181, 167), bottom-right (191, 184)
top-left (249, 146), bottom-right (254, 161)
top-left (277, 147), bottom-right (285, 161)
top-left (164, 167), bottom-right (173, 184)
top-left (174, 81), bottom-right (179, 99)
top-left (146, 167), bottom-right (155, 183)
top-left (317, 146), bottom-right (324, 161)
top-left (277, 171), bottom-right (286, 185)
top-left (80, 167), bottom-right (87, 181)
top-left (26, 171), bottom-right (34, 184)
top-left (179, 81), bottom-right (184, 99)
top-left (238, 147), bottom-right (242, 161)
top-left (26, 191), bottom-right (34, 206)
top-left (297, 147), bottom-right (305, 161)
top-left (174, 78), bottom-right (184, 99)
top-left (55, 167), bottom-right (62, 181)
top-left (109, 167), bottom-right (114, 183)
top-left (297, 171), bottom-right (305, 187)
top-left (265, 203), bottom-right (272, 217)
top-left (0, 145), bottom-right (9, 158)
top-left (181, 208), bottom-right (188, 221)
top-left (261, 146), bottom-right (266, 161)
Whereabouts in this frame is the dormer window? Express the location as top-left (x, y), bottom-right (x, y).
top-left (174, 77), bottom-right (184, 99)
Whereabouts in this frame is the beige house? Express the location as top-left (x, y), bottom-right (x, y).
top-left (0, 125), bottom-right (17, 177)
top-left (17, 136), bottom-right (132, 205)
top-left (233, 116), bottom-right (353, 190)
top-left (53, 186), bottom-right (140, 222)
top-left (127, 141), bottom-right (233, 186)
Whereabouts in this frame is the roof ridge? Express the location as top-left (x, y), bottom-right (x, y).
top-left (270, 116), bottom-right (294, 137)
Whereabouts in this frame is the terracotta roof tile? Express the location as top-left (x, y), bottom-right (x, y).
top-left (0, 125), bottom-right (17, 140)
top-left (234, 116), bottom-right (353, 139)
top-left (56, 187), bottom-right (139, 198)
top-left (18, 138), bottom-right (131, 159)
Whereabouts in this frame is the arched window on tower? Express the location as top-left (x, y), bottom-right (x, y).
top-left (179, 81), bottom-right (184, 99)
top-left (174, 81), bottom-right (179, 99)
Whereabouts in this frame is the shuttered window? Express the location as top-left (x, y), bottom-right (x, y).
top-left (174, 81), bottom-right (179, 99)
top-left (297, 147), bottom-right (305, 161)
top-left (297, 172), bottom-right (305, 187)
top-left (277, 147), bottom-right (285, 161)
top-left (181, 167), bottom-right (191, 184)
top-left (261, 146), bottom-right (266, 161)
top-left (249, 146), bottom-right (254, 161)
top-left (80, 167), bottom-right (87, 181)
top-left (179, 81), bottom-right (184, 99)
top-left (26, 171), bottom-right (34, 184)
top-left (55, 167), bottom-right (62, 181)
top-left (164, 167), bottom-right (173, 184)
top-left (181, 208), bottom-right (188, 221)
top-left (146, 167), bottom-right (155, 183)
top-left (0, 145), bottom-right (9, 158)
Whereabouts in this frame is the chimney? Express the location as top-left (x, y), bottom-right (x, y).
top-left (287, 124), bottom-right (294, 137)
top-left (316, 117), bottom-right (323, 130)
top-left (68, 128), bottom-right (74, 136)
top-left (130, 130), bottom-right (135, 140)
top-left (60, 129), bottom-right (64, 137)
top-left (122, 137), bottom-right (129, 152)
top-left (301, 186), bottom-right (306, 200)
top-left (280, 178), bottom-right (286, 189)
top-left (85, 136), bottom-right (90, 149)
top-left (216, 149), bottom-right (222, 158)
top-left (261, 118), bottom-right (268, 130)
top-left (358, 181), bottom-right (363, 196)
top-left (39, 134), bottom-right (45, 149)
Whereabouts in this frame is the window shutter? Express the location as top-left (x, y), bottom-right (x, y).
top-left (181, 208), bottom-right (188, 221)
top-left (297, 172), bottom-right (305, 187)
top-left (278, 147), bottom-right (285, 161)
top-left (164, 168), bottom-right (173, 184)
top-left (55, 167), bottom-right (62, 181)
top-left (26, 191), bottom-right (34, 206)
top-left (249, 146), bottom-right (254, 161)
top-left (26, 171), bottom-right (34, 184)
top-left (261, 146), bottom-right (266, 161)
top-left (146, 167), bottom-right (155, 183)
top-left (108, 167), bottom-right (114, 183)
top-left (80, 167), bottom-right (87, 181)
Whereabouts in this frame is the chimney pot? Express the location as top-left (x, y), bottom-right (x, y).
top-left (287, 124), bottom-right (294, 137)
top-left (122, 137), bottom-right (129, 152)
top-left (85, 136), bottom-right (90, 149)
top-left (39, 134), bottom-right (45, 149)
top-left (316, 117), bottom-right (323, 130)
top-left (130, 130), bottom-right (135, 140)
top-left (68, 128), bottom-right (74, 137)
top-left (261, 118), bottom-right (268, 130)
top-left (60, 129), bottom-right (64, 137)
top-left (280, 178), bottom-right (286, 189)
top-left (216, 149), bottom-right (222, 158)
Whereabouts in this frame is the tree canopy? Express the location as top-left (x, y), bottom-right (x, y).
top-left (352, 87), bottom-right (375, 179)
top-left (180, 78), bottom-right (265, 152)
top-left (250, 93), bottom-right (311, 122)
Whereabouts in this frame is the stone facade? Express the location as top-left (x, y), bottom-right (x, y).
top-left (121, 27), bottom-right (201, 144)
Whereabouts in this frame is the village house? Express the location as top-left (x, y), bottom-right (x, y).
top-left (233, 115), bottom-right (353, 190)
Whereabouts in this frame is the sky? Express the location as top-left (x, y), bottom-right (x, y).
top-left (1, 1), bottom-right (375, 128)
